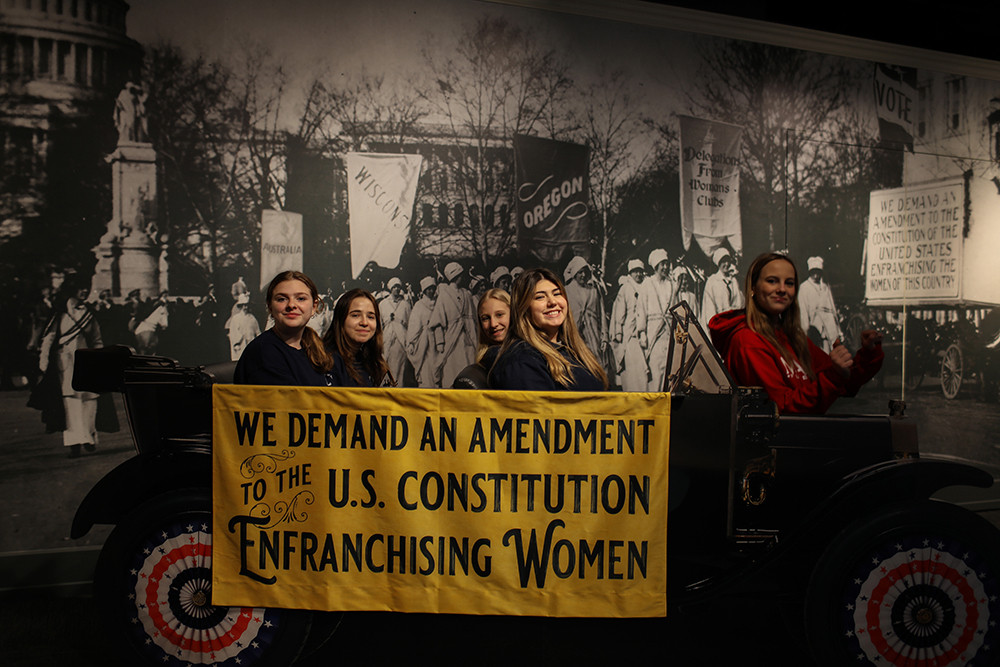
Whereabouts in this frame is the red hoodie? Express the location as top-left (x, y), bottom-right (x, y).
top-left (709, 309), bottom-right (883, 414)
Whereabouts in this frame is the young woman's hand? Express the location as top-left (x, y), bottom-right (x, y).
top-left (860, 329), bottom-right (883, 351)
top-left (830, 340), bottom-right (853, 378)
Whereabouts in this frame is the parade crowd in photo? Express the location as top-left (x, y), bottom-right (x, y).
top-left (16, 243), bottom-right (885, 458)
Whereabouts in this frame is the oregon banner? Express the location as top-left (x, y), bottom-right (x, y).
top-left (514, 134), bottom-right (591, 265)
top-left (211, 385), bottom-right (670, 617)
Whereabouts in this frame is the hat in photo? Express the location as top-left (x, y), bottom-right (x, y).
top-left (387, 277), bottom-right (402, 290)
top-left (420, 276), bottom-right (436, 292)
top-left (627, 258), bottom-right (644, 273)
top-left (510, 266), bottom-right (524, 278)
top-left (807, 256), bottom-right (824, 272)
top-left (564, 256), bottom-right (589, 282)
top-left (490, 266), bottom-right (510, 284)
top-left (443, 261), bottom-right (464, 281)
top-left (648, 248), bottom-right (669, 269)
top-left (712, 247), bottom-right (733, 267)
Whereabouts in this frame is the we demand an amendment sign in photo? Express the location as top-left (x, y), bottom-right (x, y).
top-left (211, 386), bottom-right (670, 617)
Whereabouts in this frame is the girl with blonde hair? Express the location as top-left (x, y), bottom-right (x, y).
top-left (452, 288), bottom-right (510, 389)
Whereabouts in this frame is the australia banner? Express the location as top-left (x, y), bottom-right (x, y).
top-left (211, 385), bottom-right (670, 617)
top-left (514, 134), bottom-right (591, 265)
top-left (346, 152), bottom-right (424, 278)
top-left (678, 115), bottom-right (743, 258)
top-left (260, 209), bottom-right (303, 291)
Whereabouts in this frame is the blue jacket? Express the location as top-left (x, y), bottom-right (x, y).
top-left (234, 329), bottom-right (331, 387)
top-left (489, 340), bottom-right (604, 391)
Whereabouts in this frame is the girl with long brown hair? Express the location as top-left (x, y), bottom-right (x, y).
top-left (234, 271), bottom-right (334, 386)
top-left (708, 252), bottom-right (882, 413)
top-left (323, 288), bottom-right (395, 387)
top-left (489, 268), bottom-right (608, 391)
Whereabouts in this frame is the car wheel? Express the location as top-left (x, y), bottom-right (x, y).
top-left (804, 500), bottom-right (1000, 667)
top-left (94, 487), bottom-right (314, 667)
top-left (941, 342), bottom-right (964, 399)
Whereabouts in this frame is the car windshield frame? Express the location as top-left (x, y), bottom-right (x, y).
top-left (663, 300), bottom-right (735, 395)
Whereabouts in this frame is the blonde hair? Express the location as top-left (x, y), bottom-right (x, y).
top-left (498, 268), bottom-right (608, 389)
top-left (476, 288), bottom-right (510, 362)
top-left (743, 252), bottom-right (814, 378)
top-left (265, 271), bottom-right (334, 373)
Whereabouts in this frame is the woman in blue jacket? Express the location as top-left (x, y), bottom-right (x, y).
top-left (323, 288), bottom-right (395, 387)
top-left (489, 268), bottom-right (607, 391)
top-left (234, 271), bottom-right (334, 386)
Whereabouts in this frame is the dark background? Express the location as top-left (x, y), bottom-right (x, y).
top-left (659, 1), bottom-right (996, 63)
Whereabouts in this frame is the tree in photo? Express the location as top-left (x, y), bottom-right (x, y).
top-left (420, 16), bottom-right (574, 267)
top-left (688, 39), bottom-right (854, 254)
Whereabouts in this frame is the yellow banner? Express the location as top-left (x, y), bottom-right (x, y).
top-left (211, 385), bottom-right (670, 617)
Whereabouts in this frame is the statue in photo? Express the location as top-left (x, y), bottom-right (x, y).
top-left (114, 81), bottom-right (148, 144)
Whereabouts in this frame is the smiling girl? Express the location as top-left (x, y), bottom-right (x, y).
top-left (709, 252), bottom-right (883, 414)
top-left (451, 288), bottom-right (510, 389)
top-left (322, 288), bottom-right (394, 387)
top-left (234, 271), bottom-right (334, 386)
top-left (489, 268), bottom-right (607, 391)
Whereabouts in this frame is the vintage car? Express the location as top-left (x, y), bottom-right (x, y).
top-left (70, 303), bottom-right (1000, 667)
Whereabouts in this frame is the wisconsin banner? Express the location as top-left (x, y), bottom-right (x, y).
top-left (514, 134), bottom-right (591, 265)
top-left (346, 152), bottom-right (423, 278)
top-left (211, 385), bottom-right (670, 617)
top-left (873, 64), bottom-right (916, 151)
top-left (678, 115), bottom-right (743, 258)
top-left (260, 210), bottom-right (303, 291)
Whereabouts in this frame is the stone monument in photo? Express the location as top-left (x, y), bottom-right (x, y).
top-left (92, 82), bottom-right (166, 299)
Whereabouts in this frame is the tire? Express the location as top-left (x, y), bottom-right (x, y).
top-left (94, 487), bottom-right (313, 667)
top-left (804, 500), bottom-right (1000, 667)
top-left (941, 343), bottom-right (964, 399)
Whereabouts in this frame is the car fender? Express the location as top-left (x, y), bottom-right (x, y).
top-left (772, 457), bottom-right (990, 586)
top-left (691, 457), bottom-right (994, 602)
top-left (798, 456), bottom-right (993, 532)
top-left (71, 449), bottom-right (212, 539)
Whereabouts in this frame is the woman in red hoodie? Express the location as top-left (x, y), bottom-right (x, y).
top-left (708, 252), bottom-right (883, 414)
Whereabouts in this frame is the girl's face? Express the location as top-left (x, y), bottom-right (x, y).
top-left (343, 296), bottom-right (378, 345)
top-left (754, 259), bottom-right (797, 318)
top-left (269, 279), bottom-right (316, 332)
top-left (479, 298), bottom-right (509, 345)
top-left (528, 279), bottom-right (567, 342)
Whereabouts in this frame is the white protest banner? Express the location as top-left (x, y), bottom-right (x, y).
top-left (260, 210), bottom-right (303, 291)
top-left (678, 115), bottom-right (743, 257)
top-left (346, 152), bottom-right (423, 278)
top-left (865, 177), bottom-right (965, 304)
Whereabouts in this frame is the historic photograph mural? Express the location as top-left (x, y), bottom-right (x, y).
top-left (2, 0), bottom-right (999, 559)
